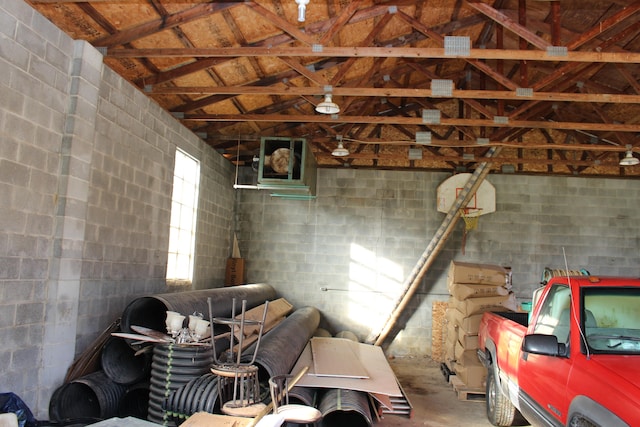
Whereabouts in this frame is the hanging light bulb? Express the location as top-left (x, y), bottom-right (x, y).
top-left (295, 0), bottom-right (309, 22)
top-left (620, 150), bottom-right (639, 166)
top-left (315, 94), bottom-right (340, 114)
top-left (332, 141), bottom-right (349, 157)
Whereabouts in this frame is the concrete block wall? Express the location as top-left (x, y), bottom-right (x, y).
top-left (1, 0), bottom-right (74, 414)
top-left (236, 168), bottom-right (640, 356)
top-left (1, 1), bottom-right (236, 417)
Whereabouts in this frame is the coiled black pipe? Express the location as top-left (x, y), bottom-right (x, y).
top-left (120, 283), bottom-right (277, 335)
top-left (241, 306), bottom-right (320, 382)
top-left (147, 343), bottom-right (214, 426)
top-left (318, 388), bottom-right (373, 427)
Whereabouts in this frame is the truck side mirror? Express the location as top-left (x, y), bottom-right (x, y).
top-left (522, 334), bottom-right (567, 357)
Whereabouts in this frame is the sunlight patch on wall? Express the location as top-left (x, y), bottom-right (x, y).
top-left (347, 243), bottom-right (404, 332)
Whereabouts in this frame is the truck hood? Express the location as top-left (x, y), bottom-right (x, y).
top-left (591, 355), bottom-right (640, 389)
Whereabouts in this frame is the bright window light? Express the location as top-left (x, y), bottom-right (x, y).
top-left (167, 148), bottom-right (200, 283)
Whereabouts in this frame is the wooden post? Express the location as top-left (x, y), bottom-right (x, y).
top-left (368, 147), bottom-right (501, 346)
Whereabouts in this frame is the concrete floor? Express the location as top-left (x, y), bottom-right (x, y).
top-left (376, 357), bottom-right (524, 427)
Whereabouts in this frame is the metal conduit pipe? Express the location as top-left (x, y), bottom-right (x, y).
top-left (318, 388), bottom-right (373, 427)
top-left (241, 306), bottom-right (320, 381)
top-left (121, 284), bottom-right (277, 335)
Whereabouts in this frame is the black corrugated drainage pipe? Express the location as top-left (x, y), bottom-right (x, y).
top-left (49, 371), bottom-right (126, 421)
top-left (117, 381), bottom-right (149, 419)
top-left (147, 343), bottom-right (214, 426)
top-left (120, 283), bottom-right (277, 336)
top-left (290, 385), bottom-right (319, 407)
top-left (318, 388), bottom-right (373, 427)
top-left (101, 337), bottom-right (151, 385)
top-left (241, 306), bottom-right (320, 382)
top-left (163, 373), bottom-right (220, 424)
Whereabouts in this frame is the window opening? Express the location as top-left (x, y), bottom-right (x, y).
top-left (166, 148), bottom-right (200, 284)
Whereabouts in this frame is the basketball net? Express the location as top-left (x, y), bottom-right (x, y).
top-left (460, 208), bottom-right (480, 231)
top-left (460, 208), bottom-right (481, 255)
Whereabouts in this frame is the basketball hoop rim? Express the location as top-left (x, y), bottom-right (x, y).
top-left (460, 207), bottom-right (483, 218)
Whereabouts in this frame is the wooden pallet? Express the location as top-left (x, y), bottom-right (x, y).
top-left (449, 375), bottom-right (486, 402)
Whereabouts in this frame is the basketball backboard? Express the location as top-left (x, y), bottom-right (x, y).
top-left (436, 173), bottom-right (496, 217)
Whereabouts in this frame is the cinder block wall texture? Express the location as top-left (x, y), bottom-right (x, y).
top-left (3, 0), bottom-right (640, 420)
top-left (235, 168), bottom-right (640, 356)
top-left (1, 1), bottom-right (235, 417)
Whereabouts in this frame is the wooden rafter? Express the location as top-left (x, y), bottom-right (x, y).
top-left (106, 46), bottom-right (640, 64)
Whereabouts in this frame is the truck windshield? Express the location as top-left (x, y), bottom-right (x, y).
top-left (583, 287), bottom-right (640, 355)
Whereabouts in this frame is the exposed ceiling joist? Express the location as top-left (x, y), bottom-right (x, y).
top-left (106, 46), bottom-right (640, 64)
top-left (25, 0), bottom-right (640, 178)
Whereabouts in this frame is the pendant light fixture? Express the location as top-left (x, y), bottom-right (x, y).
top-left (315, 94), bottom-right (340, 114)
top-left (619, 149), bottom-right (639, 166)
top-left (332, 141), bottom-right (349, 157)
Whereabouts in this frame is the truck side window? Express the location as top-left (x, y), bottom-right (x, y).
top-left (532, 284), bottom-right (571, 343)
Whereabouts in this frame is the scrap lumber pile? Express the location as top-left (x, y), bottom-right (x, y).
top-left (444, 261), bottom-right (516, 391)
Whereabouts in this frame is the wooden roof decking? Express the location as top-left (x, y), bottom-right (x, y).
top-left (26, 0), bottom-right (640, 177)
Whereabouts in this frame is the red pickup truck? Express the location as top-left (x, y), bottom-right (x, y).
top-left (477, 276), bottom-right (640, 427)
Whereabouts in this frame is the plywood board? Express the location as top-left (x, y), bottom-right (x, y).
top-left (180, 412), bottom-right (252, 427)
top-left (292, 341), bottom-right (402, 398)
top-left (234, 298), bottom-right (293, 338)
top-left (310, 337), bottom-right (369, 379)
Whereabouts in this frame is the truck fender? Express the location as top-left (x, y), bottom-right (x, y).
top-left (568, 396), bottom-right (629, 427)
top-left (482, 338), bottom-right (520, 411)
top-left (482, 340), bottom-right (505, 394)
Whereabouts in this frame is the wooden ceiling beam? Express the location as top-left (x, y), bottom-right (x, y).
top-left (320, 138), bottom-right (633, 152)
top-left (395, 10), bottom-right (518, 90)
top-left (93, 3), bottom-right (238, 48)
top-left (565, 1), bottom-right (640, 51)
top-left (313, 151), bottom-right (622, 168)
top-left (133, 3), bottom-right (408, 87)
top-left (169, 58), bottom-right (344, 113)
top-left (150, 86), bottom-right (640, 104)
top-left (244, 2), bottom-right (316, 46)
top-left (465, 0), bottom-right (551, 49)
top-left (330, 12), bottom-right (394, 85)
top-left (278, 57), bottom-right (330, 86)
top-left (319, 1), bottom-right (361, 45)
top-left (615, 64), bottom-right (640, 94)
top-left (179, 113), bottom-right (640, 133)
top-left (106, 46), bottom-right (640, 64)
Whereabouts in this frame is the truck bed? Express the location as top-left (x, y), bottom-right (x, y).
top-left (491, 311), bottom-right (529, 327)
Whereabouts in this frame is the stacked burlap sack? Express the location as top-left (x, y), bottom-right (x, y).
top-left (444, 261), bottom-right (517, 389)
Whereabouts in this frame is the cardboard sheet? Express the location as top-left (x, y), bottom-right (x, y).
top-left (310, 337), bottom-right (369, 378)
top-left (292, 341), bottom-right (402, 397)
top-left (180, 412), bottom-right (253, 427)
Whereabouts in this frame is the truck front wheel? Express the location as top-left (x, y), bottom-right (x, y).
top-left (486, 366), bottom-right (516, 426)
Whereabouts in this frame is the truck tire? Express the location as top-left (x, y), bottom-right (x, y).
top-left (486, 367), bottom-right (516, 426)
top-left (569, 415), bottom-right (598, 427)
